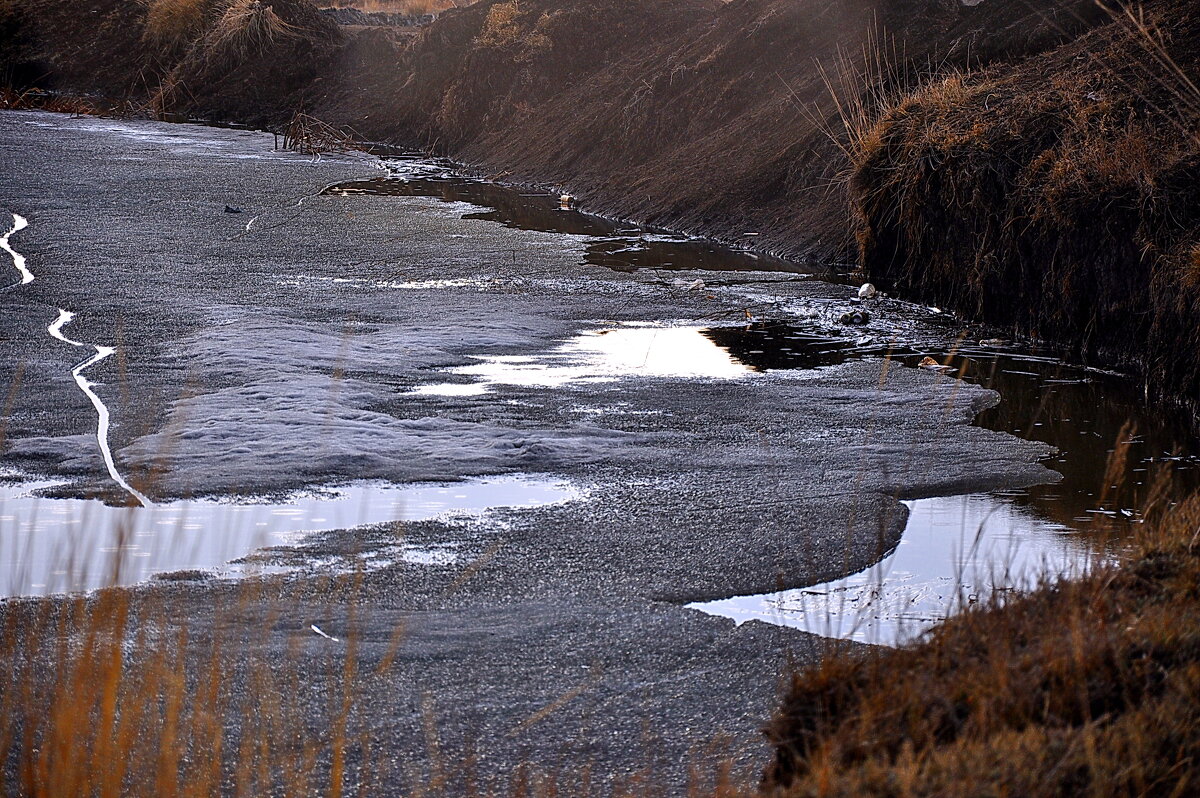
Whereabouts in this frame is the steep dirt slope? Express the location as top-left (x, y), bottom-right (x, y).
top-left (2, 0), bottom-right (1113, 262)
top-left (315, 0), bottom-right (1112, 260)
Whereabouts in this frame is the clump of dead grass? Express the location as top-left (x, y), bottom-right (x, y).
top-left (277, 110), bottom-right (361, 153)
top-left (201, 0), bottom-right (308, 66)
top-left (765, 473), bottom-right (1200, 796)
top-left (475, 0), bottom-right (551, 59)
top-left (143, 0), bottom-right (211, 55)
top-left (147, 0), bottom-right (342, 121)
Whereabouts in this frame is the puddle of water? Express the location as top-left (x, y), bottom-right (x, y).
top-left (415, 324), bottom-right (755, 395)
top-left (0, 475), bottom-right (577, 597)
top-left (682, 321), bottom-right (1200, 643)
top-left (689, 494), bottom-right (1099, 646)
top-left (322, 169), bottom-right (816, 275)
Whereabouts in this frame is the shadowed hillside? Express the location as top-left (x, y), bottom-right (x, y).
top-left (2, 0), bottom-right (1114, 262)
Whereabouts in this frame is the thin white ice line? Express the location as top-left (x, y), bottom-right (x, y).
top-left (5, 214), bottom-right (149, 507)
top-left (1, 212), bottom-right (32, 285)
top-left (310, 624), bottom-right (340, 642)
top-left (47, 309), bottom-right (152, 508)
top-left (47, 308), bottom-right (81, 346)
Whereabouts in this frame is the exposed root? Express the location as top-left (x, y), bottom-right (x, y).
top-left (277, 111), bottom-right (361, 155)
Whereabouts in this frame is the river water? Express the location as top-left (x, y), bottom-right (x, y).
top-left (323, 160), bottom-right (1200, 644)
top-left (4, 151), bottom-right (1198, 647)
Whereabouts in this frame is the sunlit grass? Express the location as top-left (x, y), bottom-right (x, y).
top-left (327, 0), bottom-right (466, 15)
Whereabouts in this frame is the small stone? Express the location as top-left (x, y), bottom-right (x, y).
top-left (838, 310), bottom-right (870, 325)
top-left (920, 356), bottom-right (953, 373)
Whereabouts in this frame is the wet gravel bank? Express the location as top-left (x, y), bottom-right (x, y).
top-left (0, 111), bottom-right (1056, 793)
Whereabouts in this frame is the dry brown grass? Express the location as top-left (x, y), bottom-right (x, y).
top-left (0, 86), bottom-right (99, 114)
top-left (203, 0), bottom-right (309, 63)
top-left (0, 86), bottom-right (144, 117)
top-left (143, 0), bottom-right (211, 54)
top-left (474, 0), bottom-right (551, 61)
top-left (0, 582), bottom-right (368, 795)
top-left (329, 0), bottom-right (463, 14)
top-left (765, 470), bottom-right (1200, 796)
top-left (277, 110), bottom-right (361, 153)
top-left (0, 573), bottom-right (751, 796)
top-left (845, 0), bottom-right (1200, 405)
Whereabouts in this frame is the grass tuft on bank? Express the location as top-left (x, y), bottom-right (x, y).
top-left (848, 0), bottom-right (1200, 408)
top-left (764, 475), bottom-right (1200, 796)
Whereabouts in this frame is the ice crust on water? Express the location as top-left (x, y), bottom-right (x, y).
top-left (185, 310), bottom-right (558, 379)
top-left (119, 374), bottom-right (640, 495)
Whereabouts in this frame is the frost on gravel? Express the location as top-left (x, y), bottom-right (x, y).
top-left (118, 374), bottom-right (643, 495)
top-left (188, 310), bottom-right (573, 380)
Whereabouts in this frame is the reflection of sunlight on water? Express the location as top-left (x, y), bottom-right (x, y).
top-left (0, 475), bottom-right (578, 597)
top-left (414, 324), bottom-right (753, 395)
top-left (689, 494), bottom-right (1104, 647)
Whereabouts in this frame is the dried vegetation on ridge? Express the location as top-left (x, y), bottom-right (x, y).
top-left (849, 0), bottom-right (1200, 406)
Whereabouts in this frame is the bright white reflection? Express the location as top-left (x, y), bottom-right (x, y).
top-left (415, 325), bottom-right (752, 395)
top-left (689, 494), bottom-right (1101, 646)
top-left (0, 475), bottom-right (578, 596)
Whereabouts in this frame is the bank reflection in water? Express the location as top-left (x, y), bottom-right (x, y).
top-left (690, 493), bottom-right (1099, 646)
top-left (0, 476), bottom-right (578, 597)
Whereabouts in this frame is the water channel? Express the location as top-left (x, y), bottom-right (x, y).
top-left (4, 150), bottom-right (1198, 648)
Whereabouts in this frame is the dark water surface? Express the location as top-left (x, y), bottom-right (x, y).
top-left (323, 161), bottom-right (814, 275)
